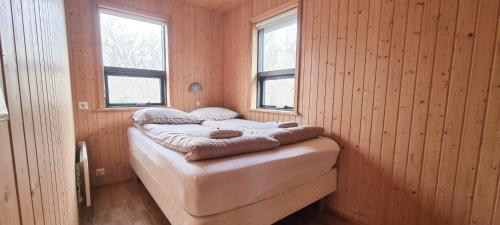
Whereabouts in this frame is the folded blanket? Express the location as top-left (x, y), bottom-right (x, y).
top-left (264, 126), bottom-right (324, 145)
top-left (189, 129), bottom-right (243, 139)
top-left (202, 119), bottom-right (267, 130)
top-left (183, 135), bottom-right (279, 161)
top-left (202, 119), bottom-right (324, 146)
top-left (141, 124), bottom-right (280, 161)
top-left (202, 119), bottom-right (298, 130)
top-left (253, 121), bottom-right (299, 129)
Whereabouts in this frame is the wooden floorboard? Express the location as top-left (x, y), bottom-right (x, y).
top-left (82, 180), bottom-right (356, 225)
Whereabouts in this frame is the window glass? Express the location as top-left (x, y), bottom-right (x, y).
top-left (262, 20), bottom-right (297, 71)
top-left (107, 76), bottom-right (162, 104)
top-left (262, 78), bottom-right (295, 108)
top-left (100, 12), bottom-right (165, 70)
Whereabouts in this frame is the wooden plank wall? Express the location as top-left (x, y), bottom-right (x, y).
top-left (0, 0), bottom-right (78, 224)
top-left (0, 49), bottom-right (21, 225)
top-left (183, 0), bottom-right (247, 12)
top-left (222, 0), bottom-right (500, 224)
top-left (65, 0), bottom-right (224, 186)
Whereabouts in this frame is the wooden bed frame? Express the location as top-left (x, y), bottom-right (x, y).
top-left (129, 150), bottom-right (337, 225)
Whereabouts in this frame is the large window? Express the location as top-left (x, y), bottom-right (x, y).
top-left (256, 8), bottom-right (298, 111)
top-left (99, 9), bottom-right (168, 107)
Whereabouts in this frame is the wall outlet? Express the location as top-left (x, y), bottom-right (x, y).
top-left (96, 168), bottom-right (105, 176)
top-left (78, 102), bottom-right (89, 110)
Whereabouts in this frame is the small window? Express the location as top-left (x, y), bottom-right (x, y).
top-left (99, 9), bottom-right (168, 107)
top-left (256, 9), bottom-right (298, 111)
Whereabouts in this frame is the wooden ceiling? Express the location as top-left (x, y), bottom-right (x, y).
top-left (183, 0), bottom-right (247, 12)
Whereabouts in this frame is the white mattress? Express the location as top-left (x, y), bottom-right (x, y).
top-left (128, 127), bottom-right (340, 217)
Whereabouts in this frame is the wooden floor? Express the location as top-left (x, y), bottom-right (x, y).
top-left (82, 180), bottom-right (356, 225)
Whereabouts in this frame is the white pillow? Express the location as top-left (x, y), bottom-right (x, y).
top-left (190, 107), bottom-right (239, 121)
top-left (132, 108), bottom-right (203, 125)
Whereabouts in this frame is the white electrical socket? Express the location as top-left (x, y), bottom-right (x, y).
top-left (96, 168), bottom-right (105, 176)
top-left (78, 102), bottom-right (89, 110)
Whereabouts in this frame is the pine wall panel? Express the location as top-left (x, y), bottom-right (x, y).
top-left (65, 0), bottom-right (224, 186)
top-left (0, 0), bottom-right (78, 224)
top-left (222, 0), bottom-right (500, 225)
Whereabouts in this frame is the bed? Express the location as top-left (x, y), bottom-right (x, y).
top-left (128, 121), bottom-right (340, 225)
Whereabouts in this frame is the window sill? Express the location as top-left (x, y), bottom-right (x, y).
top-left (248, 108), bottom-right (298, 116)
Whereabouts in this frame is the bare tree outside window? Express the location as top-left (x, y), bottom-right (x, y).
top-left (262, 21), bottom-right (297, 71)
top-left (263, 78), bottom-right (295, 108)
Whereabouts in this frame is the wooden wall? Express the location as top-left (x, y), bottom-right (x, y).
top-left (223, 0), bottom-right (500, 225)
top-left (65, 0), bottom-right (224, 186)
top-left (0, 0), bottom-right (78, 224)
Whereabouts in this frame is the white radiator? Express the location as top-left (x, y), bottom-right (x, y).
top-left (77, 142), bottom-right (91, 207)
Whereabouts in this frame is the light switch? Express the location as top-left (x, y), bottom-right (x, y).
top-left (78, 102), bottom-right (89, 110)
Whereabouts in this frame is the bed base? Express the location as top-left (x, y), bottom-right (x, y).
top-left (130, 153), bottom-right (337, 225)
